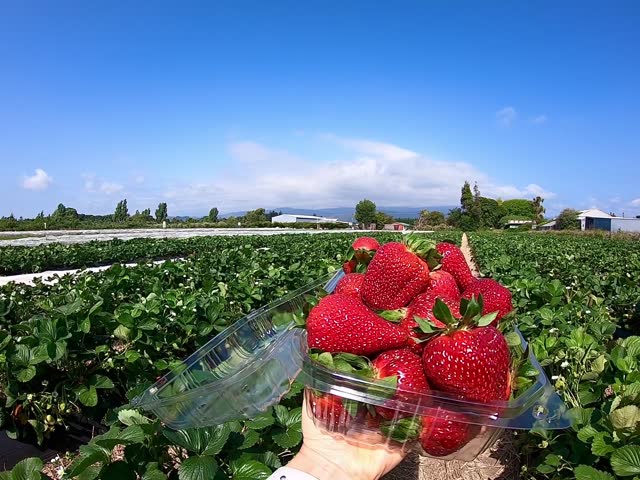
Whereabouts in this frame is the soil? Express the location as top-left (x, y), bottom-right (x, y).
top-left (460, 233), bottom-right (481, 277)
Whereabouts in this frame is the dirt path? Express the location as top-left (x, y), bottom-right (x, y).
top-left (461, 232), bottom-right (481, 277)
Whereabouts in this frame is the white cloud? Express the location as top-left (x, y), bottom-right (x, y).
top-left (83, 174), bottom-right (124, 195)
top-left (481, 183), bottom-right (556, 201)
top-left (496, 106), bottom-right (517, 126)
top-left (163, 135), bottom-right (556, 213)
top-left (100, 182), bottom-right (124, 194)
top-left (632, 198), bottom-right (640, 206)
top-left (531, 115), bottom-right (547, 124)
top-left (134, 175), bottom-right (145, 184)
top-left (22, 169), bottom-right (53, 190)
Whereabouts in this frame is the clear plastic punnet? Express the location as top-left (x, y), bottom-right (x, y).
top-left (133, 270), bottom-right (570, 461)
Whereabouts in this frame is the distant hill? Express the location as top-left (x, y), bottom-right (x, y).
top-left (220, 206), bottom-right (455, 222)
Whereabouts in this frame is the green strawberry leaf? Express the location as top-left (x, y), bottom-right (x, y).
top-left (229, 459), bottom-right (271, 480)
top-left (178, 456), bottom-right (218, 480)
top-left (246, 410), bottom-right (275, 430)
top-left (380, 417), bottom-right (421, 442)
top-left (574, 465), bottom-right (616, 480)
top-left (610, 445), bottom-right (640, 477)
top-left (271, 427), bottom-right (303, 449)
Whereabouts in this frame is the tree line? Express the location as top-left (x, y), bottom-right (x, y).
top-left (354, 182), bottom-right (547, 231)
top-left (0, 202), bottom-right (336, 231)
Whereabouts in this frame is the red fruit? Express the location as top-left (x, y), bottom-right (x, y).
top-left (343, 259), bottom-right (357, 274)
top-left (372, 349), bottom-right (430, 419)
top-left (361, 237), bottom-right (438, 310)
top-left (422, 325), bottom-right (511, 403)
top-left (309, 393), bottom-right (351, 431)
top-left (425, 270), bottom-right (460, 301)
top-left (399, 292), bottom-right (460, 353)
top-left (334, 273), bottom-right (365, 298)
top-left (352, 237), bottom-right (380, 263)
top-left (420, 410), bottom-right (476, 457)
top-left (462, 278), bottom-right (513, 323)
top-left (436, 243), bottom-right (475, 291)
top-left (307, 294), bottom-right (408, 356)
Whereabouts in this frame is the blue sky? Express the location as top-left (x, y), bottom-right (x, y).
top-left (1, 1), bottom-right (639, 218)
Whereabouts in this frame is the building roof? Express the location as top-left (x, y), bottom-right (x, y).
top-left (539, 220), bottom-right (556, 228)
top-left (578, 208), bottom-right (612, 219)
top-left (273, 214), bottom-right (338, 221)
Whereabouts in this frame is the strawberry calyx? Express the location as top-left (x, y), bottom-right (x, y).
top-left (310, 351), bottom-right (375, 377)
top-left (377, 308), bottom-right (407, 323)
top-left (402, 234), bottom-right (441, 269)
top-left (414, 295), bottom-right (498, 337)
top-left (310, 350), bottom-right (399, 399)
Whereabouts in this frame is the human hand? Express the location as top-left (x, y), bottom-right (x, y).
top-left (286, 398), bottom-right (407, 480)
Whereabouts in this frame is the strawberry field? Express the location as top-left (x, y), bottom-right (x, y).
top-left (0, 232), bottom-right (461, 479)
top-left (1, 230), bottom-right (640, 480)
top-left (469, 232), bottom-right (640, 479)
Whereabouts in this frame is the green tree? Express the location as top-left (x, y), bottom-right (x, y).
top-left (155, 202), bottom-right (168, 223)
top-left (114, 199), bottom-right (129, 222)
top-left (355, 199), bottom-right (377, 226)
top-left (53, 203), bottom-right (67, 217)
top-left (208, 207), bottom-right (219, 223)
top-left (375, 211), bottom-right (394, 229)
top-left (532, 196), bottom-right (545, 223)
top-left (460, 181), bottom-right (474, 213)
top-left (471, 182), bottom-right (482, 225)
top-left (266, 210), bottom-right (282, 221)
top-left (502, 199), bottom-right (536, 219)
top-left (244, 208), bottom-right (267, 224)
top-left (478, 197), bottom-right (506, 228)
top-left (416, 210), bottom-right (445, 229)
top-left (556, 208), bottom-right (580, 230)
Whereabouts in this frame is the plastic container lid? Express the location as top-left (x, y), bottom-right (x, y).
top-left (133, 270), bottom-right (570, 431)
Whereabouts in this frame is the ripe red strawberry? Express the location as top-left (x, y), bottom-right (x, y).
top-left (361, 236), bottom-right (439, 310)
top-left (436, 242), bottom-right (475, 291)
top-left (372, 349), bottom-right (430, 419)
top-left (352, 236), bottom-right (380, 263)
top-left (421, 298), bottom-right (511, 403)
top-left (462, 278), bottom-right (513, 323)
top-left (425, 270), bottom-right (460, 300)
top-left (307, 294), bottom-right (408, 356)
top-left (342, 259), bottom-right (357, 274)
top-left (309, 393), bottom-right (352, 431)
top-left (334, 273), bottom-right (364, 298)
top-left (420, 410), bottom-right (476, 457)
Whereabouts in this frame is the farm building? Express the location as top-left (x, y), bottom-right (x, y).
top-left (542, 208), bottom-right (640, 233)
top-left (504, 219), bottom-right (534, 229)
top-left (578, 208), bottom-right (612, 230)
top-left (383, 222), bottom-right (411, 231)
top-left (271, 214), bottom-right (342, 224)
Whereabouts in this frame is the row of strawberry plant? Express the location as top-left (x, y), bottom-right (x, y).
top-left (0, 232), bottom-right (463, 276)
top-left (468, 232), bottom-right (640, 479)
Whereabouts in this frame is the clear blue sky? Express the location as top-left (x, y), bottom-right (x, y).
top-left (1, 1), bottom-right (639, 218)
